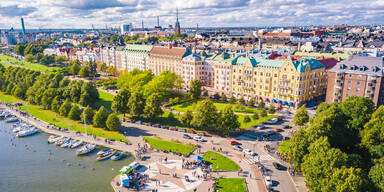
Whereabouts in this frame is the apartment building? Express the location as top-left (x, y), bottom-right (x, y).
top-left (326, 56), bottom-right (384, 106)
top-left (121, 44), bottom-right (153, 71)
top-left (231, 56), bottom-right (326, 107)
top-left (100, 46), bottom-right (124, 69)
top-left (207, 52), bottom-right (234, 95)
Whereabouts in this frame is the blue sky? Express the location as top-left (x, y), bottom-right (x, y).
top-left (0, 0), bottom-right (383, 29)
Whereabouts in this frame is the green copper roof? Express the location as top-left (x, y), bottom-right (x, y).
top-left (292, 57), bottom-right (325, 73)
top-left (232, 56), bottom-right (284, 71)
top-left (123, 44), bottom-right (153, 52)
top-left (207, 52), bottom-right (236, 64)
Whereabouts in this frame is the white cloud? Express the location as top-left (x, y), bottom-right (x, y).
top-left (0, 0), bottom-right (382, 29)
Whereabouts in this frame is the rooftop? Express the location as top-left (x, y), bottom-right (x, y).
top-left (123, 44), bottom-right (153, 52)
top-left (292, 57), bottom-right (326, 73)
top-left (329, 56), bottom-right (384, 76)
top-left (232, 56), bottom-right (285, 71)
top-left (150, 46), bottom-right (187, 57)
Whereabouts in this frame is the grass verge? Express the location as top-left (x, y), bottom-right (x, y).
top-left (202, 151), bottom-right (240, 171)
top-left (95, 90), bottom-right (115, 110)
top-left (278, 139), bottom-right (291, 154)
top-left (0, 92), bottom-right (128, 143)
top-left (215, 178), bottom-right (247, 192)
top-left (0, 54), bottom-right (60, 72)
top-left (143, 136), bottom-right (195, 155)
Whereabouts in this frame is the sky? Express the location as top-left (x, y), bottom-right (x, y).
top-left (0, 0), bottom-right (383, 29)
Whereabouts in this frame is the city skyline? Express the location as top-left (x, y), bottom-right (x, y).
top-left (0, 0), bottom-right (384, 29)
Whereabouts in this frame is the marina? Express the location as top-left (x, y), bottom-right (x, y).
top-left (0, 109), bottom-right (134, 192)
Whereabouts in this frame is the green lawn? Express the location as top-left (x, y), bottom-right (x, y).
top-left (215, 178), bottom-right (247, 192)
top-left (0, 92), bottom-right (22, 103)
top-left (0, 92), bottom-right (128, 143)
top-left (202, 151), bottom-right (240, 171)
top-left (170, 100), bottom-right (276, 129)
top-left (95, 90), bottom-right (115, 110)
top-left (171, 100), bottom-right (262, 114)
top-left (143, 136), bottom-right (195, 155)
top-left (0, 54), bottom-right (60, 72)
top-left (278, 139), bottom-right (291, 154)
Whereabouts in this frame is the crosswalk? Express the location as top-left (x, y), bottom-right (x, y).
top-left (242, 154), bottom-right (275, 165)
top-left (259, 154), bottom-right (275, 161)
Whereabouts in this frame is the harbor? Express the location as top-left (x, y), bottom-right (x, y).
top-left (0, 105), bottom-right (138, 192)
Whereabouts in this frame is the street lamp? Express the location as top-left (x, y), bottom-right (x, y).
top-left (83, 110), bottom-right (87, 135)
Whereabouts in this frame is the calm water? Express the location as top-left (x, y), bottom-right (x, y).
top-left (0, 121), bottom-right (133, 192)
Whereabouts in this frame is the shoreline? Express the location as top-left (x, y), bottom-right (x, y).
top-left (1, 103), bottom-right (137, 154)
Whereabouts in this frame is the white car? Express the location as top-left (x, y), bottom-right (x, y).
top-left (268, 118), bottom-right (279, 124)
top-left (243, 149), bottom-right (253, 155)
top-left (233, 145), bottom-right (243, 151)
top-left (256, 124), bottom-right (265, 130)
top-left (193, 136), bottom-right (204, 142)
top-left (265, 176), bottom-right (272, 188)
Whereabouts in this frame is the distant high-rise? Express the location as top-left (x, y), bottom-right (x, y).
top-left (20, 17), bottom-right (26, 35)
top-left (121, 24), bottom-right (130, 34)
top-left (174, 8), bottom-right (181, 35)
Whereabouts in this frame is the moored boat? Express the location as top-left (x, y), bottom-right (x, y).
top-left (60, 139), bottom-right (74, 148)
top-left (96, 151), bottom-right (115, 161)
top-left (97, 149), bottom-right (113, 156)
top-left (70, 140), bottom-right (83, 149)
top-left (6, 117), bottom-right (19, 123)
top-left (76, 144), bottom-right (96, 155)
top-left (55, 137), bottom-right (69, 146)
top-left (17, 128), bottom-right (39, 137)
top-left (111, 151), bottom-right (126, 161)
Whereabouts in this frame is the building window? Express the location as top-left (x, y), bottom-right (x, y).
top-left (356, 88), bottom-right (360, 92)
top-left (368, 83), bottom-right (373, 87)
top-left (358, 74), bottom-right (362, 78)
top-left (347, 87), bottom-right (351, 91)
top-left (357, 81), bottom-right (361, 85)
top-left (348, 80), bottom-right (351, 84)
top-left (349, 74), bottom-right (352, 78)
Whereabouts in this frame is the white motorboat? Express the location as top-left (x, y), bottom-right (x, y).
top-left (60, 139), bottom-right (75, 148)
top-left (13, 124), bottom-right (32, 133)
top-left (97, 149), bottom-right (113, 156)
top-left (17, 128), bottom-right (39, 137)
top-left (48, 135), bottom-right (60, 144)
top-left (76, 144), bottom-right (96, 155)
top-left (70, 140), bottom-right (83, 149)
top-left (55, 137), bottom-right (69, 146)
top-left (6, 117), bottom-right (19, 123)
top-left (97, 151), bottom-right (115, 161)
top-left (111, 151), bottom-right (126, 161)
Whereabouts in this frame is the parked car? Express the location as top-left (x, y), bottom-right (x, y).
top-left (256, 124), bottom-right (265, 130)
top-left (169, 127), bottom-right (177, 131)
top-left (178, 128), bottom-right (186, 133)
top-left (197, 132), bottom-right (205, 136)
top-left (187, 129), bottom-right (196, 134)
top-left (232, 145), bottom-right (243, 151)
top-left (193, 136), bottom-right (205, 142)
top-left (265, 176), bottom-right (272, 188)
top-left (283, 125), bottom-right (292, 129)
top-left (274, 128), bottom-right (283, 132)
top-left (267, 118), bottom-right (279, 124)
top-left (183, 134), bottom-right (192, 139)
top-left (273, 162), bottom-right (285, 170)
top-left (230, 140), bottom-right (241, 145)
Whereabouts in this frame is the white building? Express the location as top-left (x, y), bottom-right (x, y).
top-left (121, 44), bottom-right (153, 71)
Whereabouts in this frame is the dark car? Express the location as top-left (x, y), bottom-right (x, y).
top-left (283, 125), bottom-right (292, 129)
top-left (183, 134), bottom-right (192, 139)
top-left (187, 129), bottom-right (196, 134)
top-left (273, 162), bottom-right (285, 170)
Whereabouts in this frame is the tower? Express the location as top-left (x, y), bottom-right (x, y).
top-left (20, 17), bottom-right (26, 36)
top-left (174, 8), bottom-right (181, 35)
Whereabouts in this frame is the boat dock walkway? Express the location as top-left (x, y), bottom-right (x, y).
top-left (1, 104), bottom-right (137, 153)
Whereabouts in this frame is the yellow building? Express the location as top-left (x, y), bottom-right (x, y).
top-left (231, 56), bottom-right (327, 107)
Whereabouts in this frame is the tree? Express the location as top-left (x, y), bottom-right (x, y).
top-left (69, 63), bottom-right (80, 75)
top-left (219, 106), bottom-right (240, 136)
top-left (243, 116), bottom-right (251, 127)
top-left (221, 94), bottom-right (227, 102)
top-left (59, 99), bottom-right (72, 116)
top-left (97, 62), bottom-right (107, 72)
top-left (340, 96), bottom-right (374, 131)
top-left (247, 99), bottom-right (254, 107)
top-left (79, 65), bottom-right (90, 77)
top-left (286, 129), bottom-right (310, 170)
top-left (25, 54), bottom-right (35, 62)
top-left (167, 112), bottom-right (176, 121)
top-left (203, 90), bottom-right (208, 96)
top-left (79, 82), bottom-right (99, 107)
top-left (361, 105), bottom-right (384, 157)
top-left (127, 91), bottom-right (145, 117)
top-left (189, 79), bottom-right (202, 100)
top-left (257, 100), bottom-right (265, 108)
top-left (93, 106), bottom-right (109, 128)
top-left (294, 105), bottom-right (309, 126)
top-left (68, 105), bottom-right (81, 120)
top-left (301, 137), bottom-right (349, 192)
top-left (213, 93), bottom-right (220, 100)
top-left (144, 93), bottom-right (163, 119)
top-left (252, 112), bottom-right (259, 120)
top-left (229, 96), bottom-right (236, 103)
top-left (369, 161), bottom-right (384, 191)
top-left (15, 44), bottom-right (25, 56)
top-left (106, 66), bottom-right (118, 75)
top-left (238, 97), bottom-right (245, 105)
top-left (191, 99), bottom-right (218, 129)
top-left (111, 88), bottom-right (130, 116)
top-left (81, 105), bottom-right (94, 124)
top-left (268, 105), bottom-right (276, 114)
top-left (179, 110), bottom-right (193, 126)
top-left (323, 167), bottom-right (367, 192)
top-left (260, 109), bottom-right (267, 117)
top-left (51, 96), bottom-right (61, 112)
top-left (106, 113), bottom-right (121, 131)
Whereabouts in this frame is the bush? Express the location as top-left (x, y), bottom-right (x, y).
top-left (106, 113), bottom-right (121, 131)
